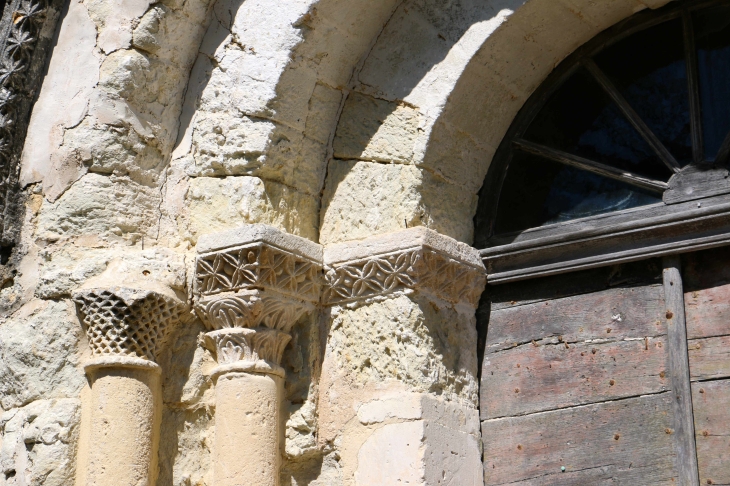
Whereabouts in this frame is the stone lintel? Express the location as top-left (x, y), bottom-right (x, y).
top-left (323, 227), bottom-right (486, 307)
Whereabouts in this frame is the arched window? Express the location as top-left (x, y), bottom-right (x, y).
top-left (476, 0), bottom-right (730, 283)
top-left (477, 2), bottom-right (730, 484)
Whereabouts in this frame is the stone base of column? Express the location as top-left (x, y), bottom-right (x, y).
top-left (84, 358), bottom-right (162, 486)
top-left (214, 371), bottom-right (283, 486)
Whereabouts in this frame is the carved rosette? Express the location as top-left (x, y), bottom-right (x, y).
top-left (73, 287), bottom-right (188, 372)
top-left (323, 228), bottom-right (486, 308)
top-left (194, 228), bottom-right (322, 377)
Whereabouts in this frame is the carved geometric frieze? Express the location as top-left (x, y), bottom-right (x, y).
top-left (195, 225), bottom-right (323, 303)
top-left (323, 227), bottom-right (486, 308)
top-left (73, 287), bottom-right (187, 362)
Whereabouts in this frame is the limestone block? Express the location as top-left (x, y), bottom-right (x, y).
top-left (157, 318), bottom-right (215, 407)
top-left (37, 247), bottom-right (186, 300)
top-left (0, 399), bottom-right (80, 486)
top-left (324, 294), bottom-right (478, 406)
top-left (185, 176), bottom-right (319, 244)
top-left (36, 173), bottom-right (161, 244)
top-left (355, 421), bottom-right (425, 484)
top-left (84, 0), bottom-right (152, 54)
top-left (356, 0), bottom-right (501, 102)
top-left (19, 0), bottom-right (99, 193)
top-left (557, 0), bottom-right (652, 29)
top-left (303, 83), bottom-right (343, 145)
top-left (0, 300), bottom-right (84, 411)
top-left (420, 119), bottom-right (495, 194)
top-left (157, 406), bottom-right (214, 486)
top-left (333, 92), bottom-right (421, 164)
top-left (320, 160), bottom-right (477, 245)
top-left (342, 393), bottom-right (482, 486)
top-left (187, 114), bottom-right (327, 195)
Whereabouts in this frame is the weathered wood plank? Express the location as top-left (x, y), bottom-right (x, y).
top-left (481, 336), bottom-right (669, 419)
top-left (663, 165), bottom-right (730, 205)
top-left (691, 380), bottom-right (730, 486)
top-left (482, 393), bottom-right (677, 485)
top-left (688, 336), bottom-right (730, 381)
top-left (486, 284), bottom-right (665, 352)
top-left (489, 258), bottom-right (661, 311)
top-left (685, 284), bottom-right (730, 340)
top-left (663, 257), bottom-right (700, 486)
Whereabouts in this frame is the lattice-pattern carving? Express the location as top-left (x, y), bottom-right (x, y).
top-left (195, 244), bottom-right (321, 302)
top-left (324, 248), bottom-right (485, 307)
top-left (203, 328), bottom-right (291, 366)
top-left (73, 289), bottom-right (187, 361)
top-left (195, 291), bottom-right (311, 333)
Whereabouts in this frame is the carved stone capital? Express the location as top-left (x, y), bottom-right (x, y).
top-left (203, 328), bottom-right (291, 376)
top-left (194, 225), bottom-right (323, 375)
top-left (72, 287), bottom-right (187, 364)
top-left (323, 227), bottom-right (486, 308)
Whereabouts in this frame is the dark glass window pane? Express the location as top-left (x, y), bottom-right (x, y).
top-left (695, 5), bottom-right (730, 160)
top-left (495, 151), bottom-right (661, 234)
top-left (595, 18), bottom-right (692, 165)
top-left (524, 68), bottom-right (672, 181)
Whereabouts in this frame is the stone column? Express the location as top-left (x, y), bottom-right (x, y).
top-left (320, 227), bottom-right (487, 486)
top-left (193, 225), bottom-right (322, 486)
top-left (73, 286), bottom-right (187, 486)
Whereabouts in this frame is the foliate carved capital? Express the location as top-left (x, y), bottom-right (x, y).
top-left (194, 290), bottom-right (313, 333)
top-left (323, 228), bottom-right (486, 308)
top-left (203, 328), bottom-right (291, 368)
top-left (72, 287), bottom-right (188, 363)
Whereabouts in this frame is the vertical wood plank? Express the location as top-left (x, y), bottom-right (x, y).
top-left (664, 255), bottom-right (700, 486)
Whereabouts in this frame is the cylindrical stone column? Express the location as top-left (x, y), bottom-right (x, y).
top-left (197, 295), bottom-right (299, 486)
top-left (214, 371), bottom-right (283, 485)
top-left (73, 287), bottom-right (187, 486)
top-left (194, 225), bottom-right (323, 486)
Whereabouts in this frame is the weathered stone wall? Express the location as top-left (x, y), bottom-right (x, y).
top-left (0, 0), bottom-right (675, 484)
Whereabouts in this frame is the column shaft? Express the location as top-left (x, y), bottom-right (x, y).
top-left (214, 372), bottom-right (283, 486)
top-left (85, 366), bottom-right (162, 486)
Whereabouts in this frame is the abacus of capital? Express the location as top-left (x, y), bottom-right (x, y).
top-left (73, 286), bottom-right (187, 486)
top-left (193, 225), bottom-right (323, 486)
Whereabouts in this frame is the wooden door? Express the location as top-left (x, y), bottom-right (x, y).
top-left (479, 249), bottom-right (730, 485)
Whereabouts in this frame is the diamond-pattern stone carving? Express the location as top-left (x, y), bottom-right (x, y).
top-left (195, 244), bottom-right (321, 302)
top-left (73, 288), bottom-right (187, 362)
top-left (324, 248), bottom-right (485, 307)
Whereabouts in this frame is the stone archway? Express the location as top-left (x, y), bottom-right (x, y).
top-left (0, 0), bottom-right (682, 485)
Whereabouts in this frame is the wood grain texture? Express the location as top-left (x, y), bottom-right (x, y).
top-left (489, 258), bottom-right (662, 311)
top-left (482, 393), bottom-right (677, 485)
top-left (481, 336), bottom-right (669, 419)
top-left (691, 380), bottom-right (730, 486)
top-left (688, 336), bottom-right (730, 381)
top-left (664, 165), bottom-right (730, 205)
top-left (486, 284), bottom-right (665, 353)
top-left (685, 283), bottom-right (730, 340)
top-left (663, 257), bottom-right (700, 486)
